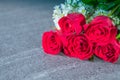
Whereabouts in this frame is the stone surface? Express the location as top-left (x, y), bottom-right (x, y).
top-left (0, 0), bottom-right (120, 80)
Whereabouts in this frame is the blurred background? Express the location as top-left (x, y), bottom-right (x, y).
top-left (0, 0), bottom-right (120, 80)
top-left (0, 0), bottom-right (64, 58)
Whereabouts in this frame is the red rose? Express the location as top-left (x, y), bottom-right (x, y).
top-left (85, 16), bottom-right (117, 44)
top-left (94, 40), bottom-right (120, 63)
top-left (42, 31), bottom-right (62, 55)
top-left (62, 34), bottom-right (93, 60)
top-left (58, 13), bottom-right (86, 34)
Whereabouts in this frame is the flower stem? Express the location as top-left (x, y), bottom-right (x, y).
top-left (110, 4), bottom-right (120, 15)
top-left (89, 55), bottom-right (94, 61)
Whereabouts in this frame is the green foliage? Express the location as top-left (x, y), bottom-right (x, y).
top-left (97, 2), bottom-right (116, 10)
top-left (81, 0), bottom-right (120, 20)
top-left (116, 7), bottom-right (120, 18)
top-left (114, 0), bottom-right (120, 5)
top-left (111, 4), bottom-right (120, 17)
top-left (116, 33), bottom-right (120, 39)
top-left (97, 0), bottom-right (114, 3)
top-left (81, 0), bottom-right (97, 6)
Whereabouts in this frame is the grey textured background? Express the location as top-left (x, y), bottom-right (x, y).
top-left (0, 0), bottom-right (120, 80)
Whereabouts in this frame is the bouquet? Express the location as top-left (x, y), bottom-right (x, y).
top-left (42, 0), bottom-right (120, 63)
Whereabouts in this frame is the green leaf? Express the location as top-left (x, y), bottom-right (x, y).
top-left (97, 3), bottom-right (108, 10)
top-left (115, 6), bottom-right (120, 16)
top-left (97, 3), bottom-right (116, 10)
top-left (107, 2), bottom-right (116, 10)
top-left (114, 0), bottom-right (120, 5)
top-left (89, 55), bottom-right (94, 61)
top-left (97, 0), bottom-right (114, 3)
top-left (110, 4), bottom-right (120, 16)
top-left (116, 33), bottom-right (120, 39)
top-left (82, 0), bottom-right (97, 6)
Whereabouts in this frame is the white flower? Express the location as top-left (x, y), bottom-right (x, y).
top-left (93, 9), bottom-right (111, 17)
top-left (78, 6), bottom-right (86, 15)
top-left (53, 18), bottom-right (61, 30)
top-left (52, 3), bottom-right (74, 30)
top-left (66, 0), bottom-right (80, 4)
top-left (66, 0), bottom-right (72, 4)
top-left (61, 4), bottom-right (73, 16)
top-left (53, 5), bottom-right (64, 30)
top-left (110, 16), bottom-right (120, 26)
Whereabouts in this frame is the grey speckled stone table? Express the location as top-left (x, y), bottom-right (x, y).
top-left (0, 0), bottom-right (120, 80)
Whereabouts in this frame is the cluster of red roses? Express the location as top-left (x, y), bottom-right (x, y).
top-left (42, 13), bottom-right (120, 63)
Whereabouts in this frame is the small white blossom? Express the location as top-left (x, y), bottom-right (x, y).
top-left (61, 4), bottom-right (73, 16)
top-left (66, 0), bottom-right (80, 5)
top-left (78, 6), bottom-right (86, 15)
top-left (110, 16), bottom-right (120, 26)
top-left (52, 3), bottom-right (74, 30)
top-left (53, 5), bottom-right (64, 30)
top-left (66, 0), bottom-right (72, 4)
top-left (93, 9), bottom-right (111, 17)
